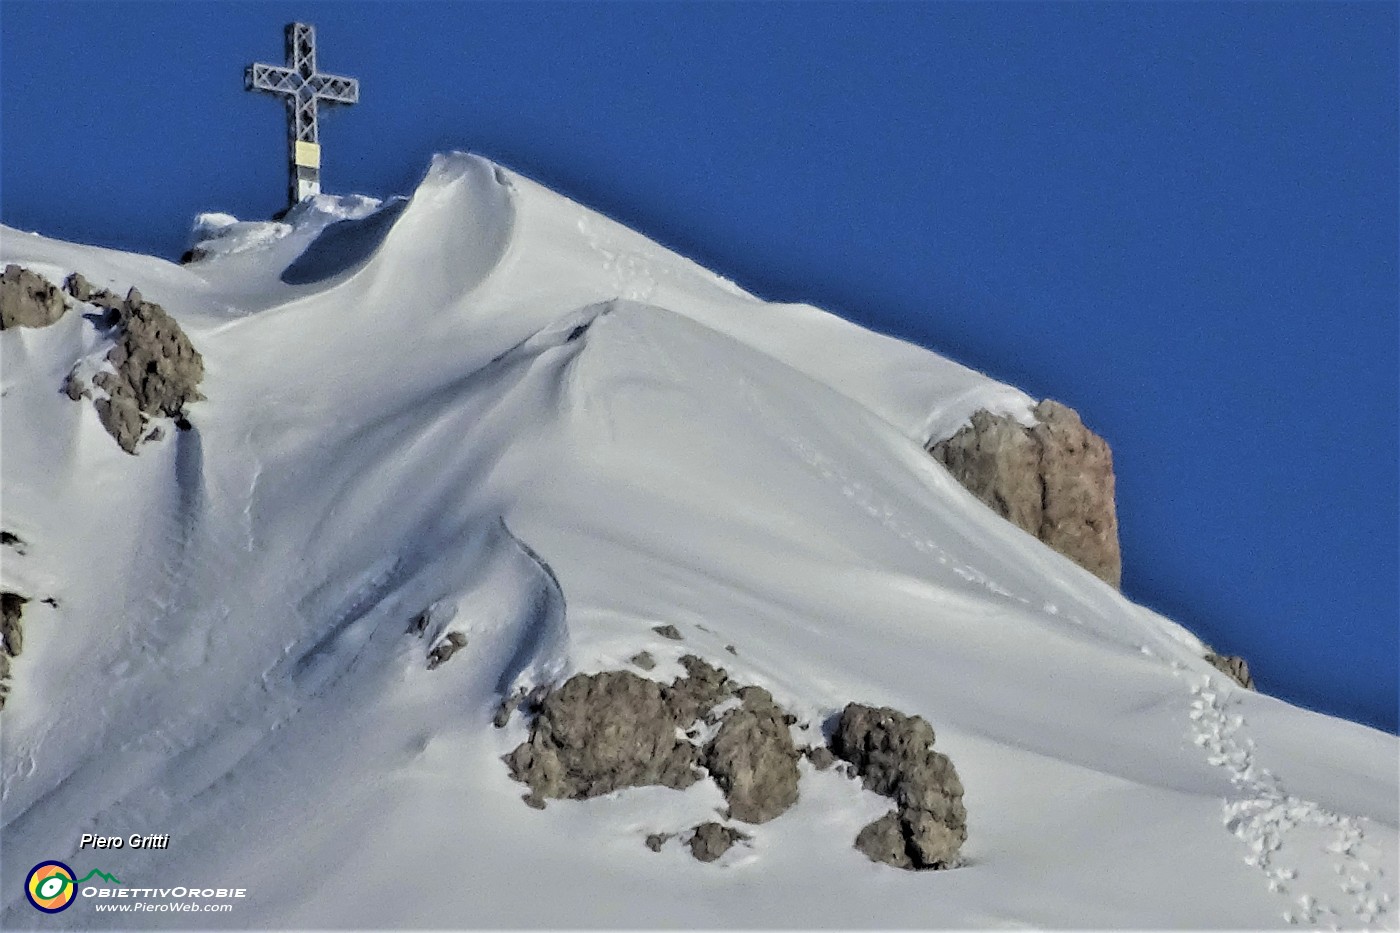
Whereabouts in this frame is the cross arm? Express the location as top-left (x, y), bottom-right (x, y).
top-left (309, 73), bottom-right (359, 105)
top-left (246, 62), bottom-right (299, 95)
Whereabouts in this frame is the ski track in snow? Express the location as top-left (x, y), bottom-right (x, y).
top-left (1175, 663), bottom-right (1395, 930)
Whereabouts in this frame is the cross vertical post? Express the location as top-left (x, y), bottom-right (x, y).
top-left (245, 22), bottom-right (359, 210)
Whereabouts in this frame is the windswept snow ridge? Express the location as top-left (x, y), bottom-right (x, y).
top-left (0, 152), bottom-right (1395, 929)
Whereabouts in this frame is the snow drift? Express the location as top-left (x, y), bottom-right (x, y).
top-left (0, 152), bottom-right (1395, 929)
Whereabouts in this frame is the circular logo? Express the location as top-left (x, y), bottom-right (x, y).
top-left (25, 861), bottom-right (76, 913)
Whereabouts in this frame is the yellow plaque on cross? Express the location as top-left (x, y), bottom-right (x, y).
top-left (294, 141), bottom-right (321, 169)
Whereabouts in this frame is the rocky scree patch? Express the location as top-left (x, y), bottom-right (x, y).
top-left (62, 283), bottom-right (205, 454)
top-left (504, 655), bottom-right (965, 869)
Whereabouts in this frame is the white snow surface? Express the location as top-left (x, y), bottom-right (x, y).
top-left (1, 152), bottom-right (1395, 929)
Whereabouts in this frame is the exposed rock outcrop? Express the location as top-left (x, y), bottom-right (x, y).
top-left (667, 654), bottom-right (734, 725)
top-left (64, 272), bottom-right (122, 313)
top-left (504, 670), bottom-right (702, 806)
top-left (1, 592), bottom-right (29, 710)
top-left (1, 265), bottom-right (68, 330)
top-left (704, 686), bottom-right (801, 823)
top-left (505, 655), bottom-right (805, 829)
top-left (652, 624), bottom-right (683, 641)
top-left (929, 399), bottom-right (1121, 588)
top-left (1205, 652), bottom-right (1255, 690)
top-left (426, 632), bottom-right (467, 670)
top-left (75, 287), bottom-right (205, 454)
top-left (687, 822), bottom-right (749, 862)
top-left (830, 703), bottom-right (967, 870)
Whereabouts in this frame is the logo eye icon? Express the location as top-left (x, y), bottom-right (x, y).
top-left (38, 875), bottom-right (71, 898)
top-left (25, 861), bottom-right (77, 913)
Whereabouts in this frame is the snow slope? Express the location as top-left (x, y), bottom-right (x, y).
top-left (1, 153), bottom-right (1395, 929)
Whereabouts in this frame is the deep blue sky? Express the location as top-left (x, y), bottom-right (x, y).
top-left (2, 2), bottom-right (1395, 732)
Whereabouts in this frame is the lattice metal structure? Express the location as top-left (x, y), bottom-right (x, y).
top-left (246, 23), bottom-right (359, 208)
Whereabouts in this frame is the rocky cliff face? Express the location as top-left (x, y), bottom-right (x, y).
top-left (929, 399), bottom-right (1122, 589)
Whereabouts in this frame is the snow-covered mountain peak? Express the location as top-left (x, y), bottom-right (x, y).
top-left (0, 152), bottom-right (1395, 929)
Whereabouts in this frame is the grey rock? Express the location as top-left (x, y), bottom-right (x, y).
top-left (493, 689), bottom-right (524, 728)
top-left (87, 287), bottom-right (205, 454)
top-left (644, 832), bottom-right (672, 852)
top-left (806, 746), bottom-right (837, 771)
top-left (1, 591), bottom-right (28, 712)
top-left (831, 703), bottom-right (966, 870)
top-left (64, 374), bottom-right (87, 401)
top-left (426, 631), bottom-right (467, 670)
top-left (854, 810), bottom-right (913, 869)
top-left (1205, 652), bottom-right (1255, 690)
top-left (667, 654), bottom-right (733, 724)
top-left (0, 531), bottom-right (21, 548)
top-left (629, 651), bottom-right (656, 671)
top-left (703, 685), bottom-right (800, 823)
top-left (929, 399), bottom-right (1121, 588)
top-left (687, 822), bottom-right (748, 863)
top-left (1, 265), bottom-right (67, 330)
top-left (2, 592), bottom-right (26, 657)
top-left (725, 644), bottom-right (738, 655)
top-left (504, 670), bottom-right (701, 805)
top-left (94, 396), bottom-right (145, 454)
top-left (652, 624), bottom-right (683, 641)
top-left (64, 272), bottom-right (121, 311)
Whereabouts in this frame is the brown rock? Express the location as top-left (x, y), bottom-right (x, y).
top-left (81, 287), bottom-right (205, 453)
top-left (426, 632), bottom-right (467, 670)
top-left (703, 685), bottom-right (801, 823)
top-left (687, 822), bottom-right (748, 862)
top-left (929, 399), bottom-right (1121, 588)
top-left (1205, 652), bottom-right (1255, 690)
top-left (504, 670), bottom-right (701, 805)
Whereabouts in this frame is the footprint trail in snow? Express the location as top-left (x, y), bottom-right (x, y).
top-left (1178, 665), bottom-right (1396, 929)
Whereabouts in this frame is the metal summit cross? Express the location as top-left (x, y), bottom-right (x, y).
top-left (246, 22), bottom-right (359, 209)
